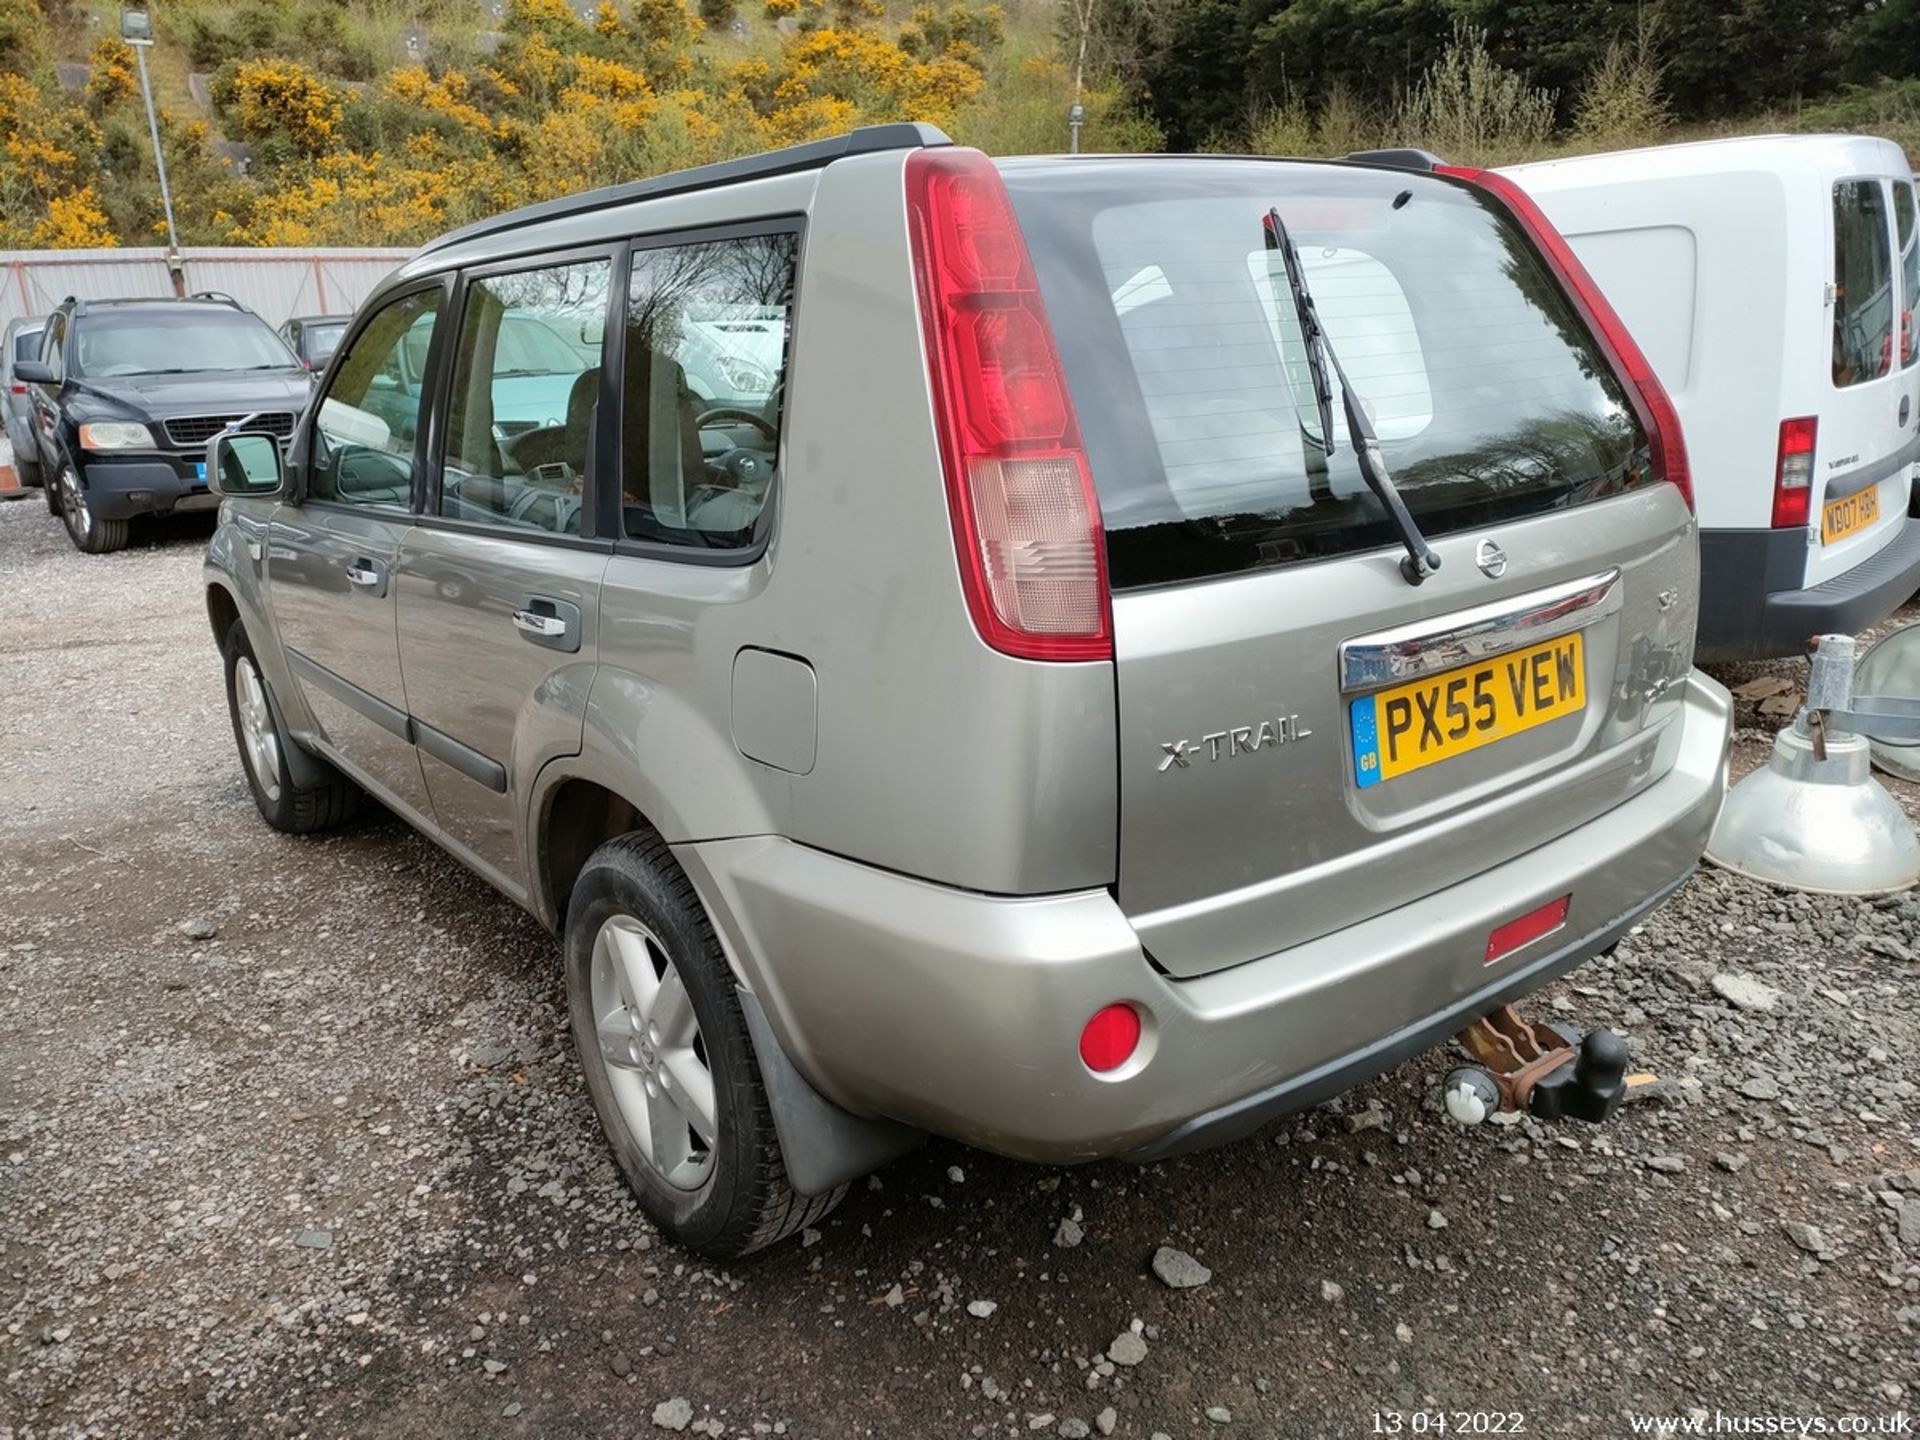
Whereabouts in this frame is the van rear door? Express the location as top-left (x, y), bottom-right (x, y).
top-left (1804, 175), bottom-right (1918, 587)
top-left (1007, 158), bottom-right (1699, 979)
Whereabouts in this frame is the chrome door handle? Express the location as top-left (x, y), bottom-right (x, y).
top-left (512, 609), bottom-right (567, 638)
top-left (346, 563), bottom-right (382, 587)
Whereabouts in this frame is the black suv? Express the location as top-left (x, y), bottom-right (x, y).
top-left (17, 293), bottom-right (311, 553)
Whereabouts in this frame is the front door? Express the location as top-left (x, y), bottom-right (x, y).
top-left (396, 255), bottom-right (615, 896)
top-left (269, 285), bottom-right (445, 819)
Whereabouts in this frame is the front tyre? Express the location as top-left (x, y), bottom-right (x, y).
top-left (56, 462), bottom-right (127, 554)
top-left (566, 832), bottom-right (842, 1258)
top-left (222, 621), bottom-right (360, 833)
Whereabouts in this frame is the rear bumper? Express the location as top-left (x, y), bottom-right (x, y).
top-left (1698, 518), bottom-right (1920, 662)
top-left (81, 457), bottom-right (213, 519)
top-left (679, 671), bottom-right (1733, 1165)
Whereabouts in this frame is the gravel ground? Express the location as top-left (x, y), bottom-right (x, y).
top-left (2, 497), bottom-right (1918, 1440)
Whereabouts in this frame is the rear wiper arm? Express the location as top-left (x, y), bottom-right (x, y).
top-left (1263, 206), bottom-right (1440, 586)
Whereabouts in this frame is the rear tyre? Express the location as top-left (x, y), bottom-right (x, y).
top-left (56, 462), bottom-right (128, 554)
top-left (16, 448), bottom-right (41, 489)
top-left (565, 831), bottom-right (843, 1258)
top-left (222, 622), bottom-right (361, 833)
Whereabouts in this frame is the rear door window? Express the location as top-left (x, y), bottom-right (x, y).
top-left (1895, 181), bottom-right (1917, 370)
top-left (1006, 161), bottom-right (1650, 589)
top-left (1833, 179), bottom-right (1895, 387)
top-left (439, 256), bottom-right (612, 536)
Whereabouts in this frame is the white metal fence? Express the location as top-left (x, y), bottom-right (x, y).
top-left (0, 246), bottom-right (413, 332)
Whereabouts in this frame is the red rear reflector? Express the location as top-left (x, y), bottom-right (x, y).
top-left (7, 383), bottom-right (22, 395)
top-left (1485, 895), bottom-right (1571, 964)
top-left (906, 147), bottom-right (1112, 662)
top-left (1772, 416), bottom-right (1817, 530)
top-left (1436, 166), bottom-right (1693, 514)
top-left (1078, 1003), bottom-right (1142, 1072)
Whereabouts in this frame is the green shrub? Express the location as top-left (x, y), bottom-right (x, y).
top-left (1397, 23), bottom-right (1556, 164)
top-left (1573, 21), bottom-right (1672, 149)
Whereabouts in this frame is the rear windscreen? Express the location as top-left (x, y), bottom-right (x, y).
top-left (1004, 160), bottom-right (1652, 590)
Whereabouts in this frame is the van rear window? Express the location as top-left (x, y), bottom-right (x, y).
top-left (1895, 181), bottom-right (1917, 370)
top-left (1833, 179), bottom-right (1895, 387)
top-left (1004, 159), bottom-right (1654, 590)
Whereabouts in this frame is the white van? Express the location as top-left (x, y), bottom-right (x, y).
top-left (1503, 135), bottom-right (1920, 661)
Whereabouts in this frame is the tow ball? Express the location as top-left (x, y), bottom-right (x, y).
top-left (1441, 1005), bottom-right (1637, 1125)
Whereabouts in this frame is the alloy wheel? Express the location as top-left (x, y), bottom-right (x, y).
top-left (589, 914), bottom-right (718, 1190)
top-left (232, 656), bottom-right (282, 803)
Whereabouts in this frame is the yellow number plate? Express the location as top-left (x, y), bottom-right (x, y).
top-left (1350, 633), bottom-right (1585, 788)
top-left (1821, 486), bottom-right (1880, 545)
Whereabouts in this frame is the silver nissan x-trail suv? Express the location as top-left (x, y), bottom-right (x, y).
top-left (204, 124), bottom-right (1731, 1257)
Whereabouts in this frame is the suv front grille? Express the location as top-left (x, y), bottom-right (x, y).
top-left (162, 412), bottom-right (297, 448)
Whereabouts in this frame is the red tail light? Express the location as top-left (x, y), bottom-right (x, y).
top-left (1436, 166), bottom-right (1693, 514)
top-left (7, 383), bottom-right (22, 395)
top-left (1772, 416), bottom-right (1818, 530)
top-left (905, 147), bottom-right (1112, 662)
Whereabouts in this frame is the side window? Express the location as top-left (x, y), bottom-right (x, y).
top-left (440, 258), bottom-right (611, 536)
top-left (620, 230), bottom-right (797, 551)
top-left (1833, 179), bottom-right (1894, 388)
top-left (1896, 181), bottom-right (1917, 370)
top-left (310, 289), bottom-right (441, 508)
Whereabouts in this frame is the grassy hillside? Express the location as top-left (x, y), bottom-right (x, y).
top-left (0, 0), bottom-right (1913, 249)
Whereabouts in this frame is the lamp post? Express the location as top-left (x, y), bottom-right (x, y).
top-left (120, 1), bottom-right (183, 293)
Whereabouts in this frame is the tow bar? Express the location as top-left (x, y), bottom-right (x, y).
top-left (1441, 1005), bottom-right (1643, 1125)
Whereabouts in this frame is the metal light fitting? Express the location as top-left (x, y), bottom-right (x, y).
top-left (1704, 632), bottom-right (1920, 895)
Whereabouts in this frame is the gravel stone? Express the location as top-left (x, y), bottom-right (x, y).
top-left (1054, 1215), bottom-right (1084, 1248)
top-left (653, 1397), bottom-right (693, 1431)
top-left (1206, 1406), bottom-right (1232, 1424)
top-left (1784, 1222), bottom-right (1826, 1255)
top-left (1899, 1200), bottom-right (1920, 1250)
top-left (1096, 1408), bottom-right (1117, 1436)
top-left (967, 1299), bottom-right (998, 1318)
top-left (1151, 1246), bottom-right (1211, 1289)
top-left (1319, 1279), bottom-right (1344, 1302)
top-left (1711, 973), bottom-right (1781, 1012)
top-left (1645, 1155), bottom-right (1687, 1173)
top-left (1107, 1331), bottom-right (1148, 1367)
top-left (293, 1229), bottom-right (333, 1250)
top-left (176, 916), bottom-right (218, 942)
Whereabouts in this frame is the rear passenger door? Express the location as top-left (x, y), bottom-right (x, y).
top-left (269, 284), bottom-right (444, 821)
top-left (394, 252), bottom-right (616, 899)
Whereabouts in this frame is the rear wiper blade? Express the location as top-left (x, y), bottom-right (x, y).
top-left (1263, 205), bottom-right (1440, 586)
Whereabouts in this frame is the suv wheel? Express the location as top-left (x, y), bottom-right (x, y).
top-left (55, 462), bottom-right (128, 554)
top-left (222, 622), bottom-right (361, 832)
top-left (566, 832), bottom-right (843, 1258)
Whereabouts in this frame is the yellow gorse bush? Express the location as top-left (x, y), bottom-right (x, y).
top-left (222, 60), bottom-right (345, 157)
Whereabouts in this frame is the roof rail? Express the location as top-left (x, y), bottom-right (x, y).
top-left (421, 122), bottom-right (954, 256)
top-left (189, 290), bottom-right (244, 307)
top-left (1344, 148), bottom-right (1446, 172)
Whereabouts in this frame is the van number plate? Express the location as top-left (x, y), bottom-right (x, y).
top-left (1821, 486), bottom-right (1879, 544)
top-left (1349, 633), bottom-right (1585, 788)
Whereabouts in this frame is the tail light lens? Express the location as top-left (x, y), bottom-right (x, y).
top-left (1772, 416), bottom-right (1818, 530)
top-left (905, 147), bottom-right (1112, 662)
top-left (1437, 165), bottom-right (1693, 514)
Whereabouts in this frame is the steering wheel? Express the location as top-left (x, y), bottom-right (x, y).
top-left (696, 406), bottom-right (778, 442)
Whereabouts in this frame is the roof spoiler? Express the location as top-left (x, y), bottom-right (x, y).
top-left (1344, 148), bottom-right (1446, 172)
top-left (422, 123), bottom-right (954, 257)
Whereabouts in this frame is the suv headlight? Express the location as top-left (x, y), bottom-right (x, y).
top-left (78, 421), bottom-right (156, 450)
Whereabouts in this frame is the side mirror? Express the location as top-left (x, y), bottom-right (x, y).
top-left (13, 359), bottom-right (54, 385)
top-left (209, 431), bottom-right (285, 497)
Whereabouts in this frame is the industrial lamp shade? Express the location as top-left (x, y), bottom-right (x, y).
top-left (1705, 633), bottom-right (1920, 896)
